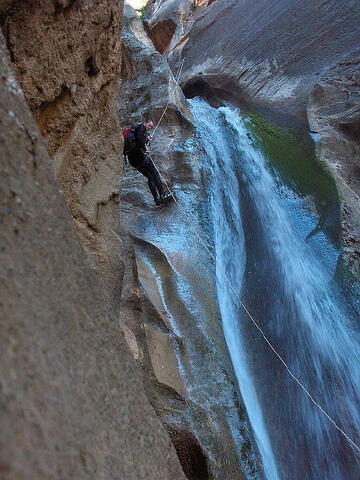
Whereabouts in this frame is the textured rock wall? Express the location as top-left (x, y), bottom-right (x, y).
top-left (164, 0), bottom-right (360, 274)
top-left (307, 55), bottom-right (360, 273)
top-left (144, 0), bottom-right (192, 57)
top-left (178, 0), bottom-right (360, 114)
top-left (144, 0), bottom-right (212, 63)
top-left (0, 33), bottom-right (185, 479)
top-left (1, 0), bottom-right (125, 305)
top-left (118, 7), bottom-right (258, 480)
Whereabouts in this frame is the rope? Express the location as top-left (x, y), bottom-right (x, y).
top-left (151, 57), bottom-right (185, 138)
top-left (147, 59), bottom-right (360, 455)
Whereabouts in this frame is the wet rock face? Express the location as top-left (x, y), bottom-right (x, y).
top-left (0, 33), bottom-right (185, 480)
top-left (1, 0), bottom-right (125, 305)
top-left (118, 7), bottom-right (256, 480)
top-left (308, 54), bottom-right (360, 273)
top-left (167, 0), bottom-right (360, 274)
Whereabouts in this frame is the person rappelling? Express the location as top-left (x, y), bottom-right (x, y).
top-left (123, 120), bottom-right (173, 206)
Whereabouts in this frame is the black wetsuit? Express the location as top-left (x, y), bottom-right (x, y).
top-left (127, 123), bottom-right (165, 201)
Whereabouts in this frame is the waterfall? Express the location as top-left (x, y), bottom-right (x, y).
top-left (190, 97), bottom-right (360, 479)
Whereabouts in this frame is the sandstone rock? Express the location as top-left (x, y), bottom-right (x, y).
top-left (144, 324), bottom-right (187, 395)
top-left (0, 33), bottom-right (185, 479)
top-left (119, 4), bottom-right (193, 125)
top-left (161, 0), bottom-right (360, 274)
top-left (120, 221), bottom-right (259, 480)
top-left (118, 8), bottom-right (259, 479)
top-left (307, 52), bottom-right (360, 273)
top-left (129, 238), bottom-right (254, 480)
top-left (144, 0), bottom-right (193, 57)
top-left (119, 4), bottom-right (194, 206)
top-left (179, 0), bottom-right (360, 117)
top-left (166, 425), bottom-right (212, 480)
top-left (135, 250), bottom-right (175, 329)
top-left (119, 317), bottom-right (141, 360)
top-left (145, 0), bottom-right (214, 72)
top-left (1, 0), bottom-right (126, 306)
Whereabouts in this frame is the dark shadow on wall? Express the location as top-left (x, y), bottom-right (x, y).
top-left (168, 425), bottom-right (210, 480)
top-left (144, 19), bottom-right (177, 55)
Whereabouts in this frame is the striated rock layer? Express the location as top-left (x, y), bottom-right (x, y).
top-left (118, 6), bottom-right (260, 479)
top-left (0, 33), bottom-right (185, 479)
top-left (161, 0), bottom-right (360, 274)
top-left (307, 54), bottom-right (360, 273)
top-left (178, 0), bottom-right (360, 114)
top-left (1, 0), bottom-right (126, 304)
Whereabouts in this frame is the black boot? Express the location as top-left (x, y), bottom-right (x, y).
top-left (161, 192), bottom-right (173, 201)
top-left (154, 195), bottom-right (162, 206)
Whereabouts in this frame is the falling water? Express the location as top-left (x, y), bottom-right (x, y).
top-left (190, 97), bottom-right (360, 479)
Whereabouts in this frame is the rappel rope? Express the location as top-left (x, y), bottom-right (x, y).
top-left (147, 60), bottom-right (360, 454)
top-left (151, 57), bottom-right (185, 138)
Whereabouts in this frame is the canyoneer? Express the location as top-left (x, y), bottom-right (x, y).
top-left (123, 120), bottom-right (172, 206)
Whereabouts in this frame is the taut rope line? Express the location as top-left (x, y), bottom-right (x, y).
top-left (147, 60), bottom-right (360, 455)
top-left (151, 57), bottom-right (185, 138)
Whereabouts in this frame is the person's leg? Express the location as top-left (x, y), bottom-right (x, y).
top-left (146, 176), bottom-right (159, 201)
top-left (144, 156), bottom-right (165, 197)
top-left (137, 162), bottom-right (160, 203)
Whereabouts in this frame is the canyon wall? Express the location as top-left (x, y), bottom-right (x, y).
top-left (0, 29), bottom-right (185, 479)
top-left (307, 58), bottom-right (360, 271)
top-left (118, 6), bottom-right (257, 479)
top-left (146, 0), bottom-right (360, 274)
top-left (3, 0), bottom-right (359, 477)
top-left (176, 0), bottom-right (359, 115)
top-left (0, 1), bottom-right (256, 478)
top-left (1, 0), bottom-right (126, 305)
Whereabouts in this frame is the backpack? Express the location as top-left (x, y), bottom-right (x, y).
top-left (123, 126), bottom-right (135, 156)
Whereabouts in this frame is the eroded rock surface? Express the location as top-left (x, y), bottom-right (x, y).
top-left (1, 0), bottom-right (125, 304)
top-left (308, 53), bottom-right (360, 273)
top-left (118, 7), bottom-right (260, 479)
top-left (144, 0), bottom-right (192, 57)
top-left (179, 0), bottom-right (360, 114)
top-left (145, 0), bottom-right (213, 66)
top-left (0, 33), bottom-right (185, 480)
top-left (158, 0), bottom-right (360, 274)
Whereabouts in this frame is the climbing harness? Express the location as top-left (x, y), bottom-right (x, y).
top-left (148, 58), bottom-right (360, 454)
